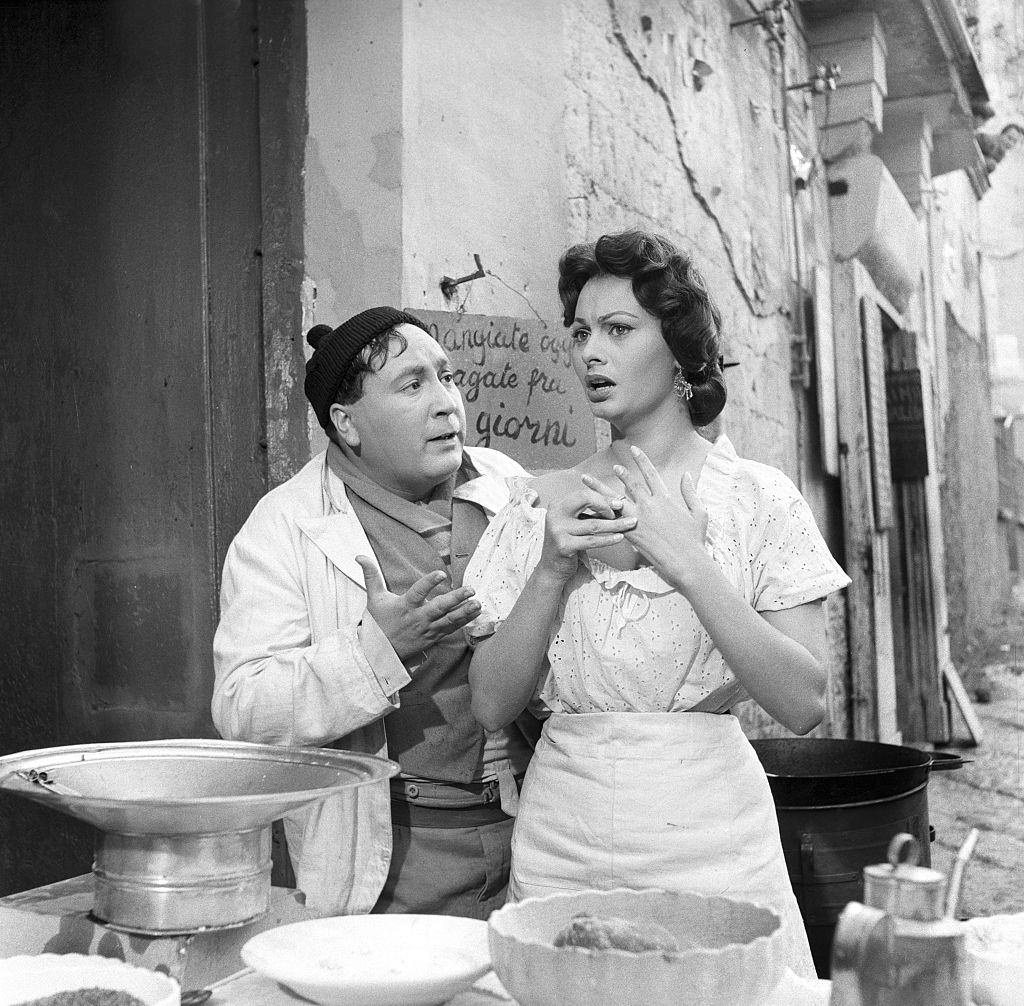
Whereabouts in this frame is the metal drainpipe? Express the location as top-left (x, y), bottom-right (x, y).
top-left (774, 29), bottom-right (812, 392)
top-left (742, 2), bottom-right (811, 381)
top-left (744, 1), bottom-right (812, 485)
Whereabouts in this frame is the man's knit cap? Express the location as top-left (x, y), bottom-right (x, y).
top-left (304, 306), bottom-right (429, 429)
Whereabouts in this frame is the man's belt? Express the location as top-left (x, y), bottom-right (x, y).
top-left (388, 776), bottom-right (526, 830)
top-left (389, 777), bottom-right (509, 808)
top-left (388, 797), bottom-right (512, 830)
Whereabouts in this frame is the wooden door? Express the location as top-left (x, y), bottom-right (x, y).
top-left (883, 323), bottom-right (947, 742)
top-left (0, 0), bottom-right (295, 894)
top-left (831, 261), bottom-right (899, 742)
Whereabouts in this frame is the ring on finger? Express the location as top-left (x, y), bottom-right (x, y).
top-left (609, 496), bottom-right (627, 510)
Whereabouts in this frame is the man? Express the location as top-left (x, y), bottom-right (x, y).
top-left (212, 306), bottom-right (531, 918)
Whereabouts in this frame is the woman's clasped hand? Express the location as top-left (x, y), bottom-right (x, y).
top-left (538, 487), bottom-right (637, 583)
top-left (579, 445), bottom-right (710, 591)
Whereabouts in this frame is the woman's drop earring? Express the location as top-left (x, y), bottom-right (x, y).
top-left (672, 367), bottom-right (693, 402)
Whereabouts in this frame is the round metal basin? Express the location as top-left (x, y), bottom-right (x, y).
top-left (0, 739), bottom-right (398, 935)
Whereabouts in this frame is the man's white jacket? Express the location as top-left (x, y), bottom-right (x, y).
top-left (212, 445), bottom-right (527, 916)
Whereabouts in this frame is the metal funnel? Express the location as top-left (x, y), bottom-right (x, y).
top-left (0, 739), bottom-right (398, 934)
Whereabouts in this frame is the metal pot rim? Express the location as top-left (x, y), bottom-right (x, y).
top-left (749, 737), bottom-right (963, 779)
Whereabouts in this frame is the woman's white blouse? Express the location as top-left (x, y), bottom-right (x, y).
top-left (463, 435), bottom-right (852, 715)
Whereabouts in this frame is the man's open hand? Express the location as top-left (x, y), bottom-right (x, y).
top-left (356, 556), bottom-right (482, 663)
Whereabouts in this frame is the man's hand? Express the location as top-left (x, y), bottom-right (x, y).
top-left (356, 556), bottom-right (482, 663)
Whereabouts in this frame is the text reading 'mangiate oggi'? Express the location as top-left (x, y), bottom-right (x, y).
top-left (423, 314), bottom-right (584, 455)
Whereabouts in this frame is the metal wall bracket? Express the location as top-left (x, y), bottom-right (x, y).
top-left (440, 254), bottom-right (485, 300)
top-left (786, 63), bottom-right (841, 94)
top-left (730, 0), bottom-right (791, 45)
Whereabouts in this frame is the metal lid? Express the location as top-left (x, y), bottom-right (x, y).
top-left (863, 833), bottom-right (948, 920)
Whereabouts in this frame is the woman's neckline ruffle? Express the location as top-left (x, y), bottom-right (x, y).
top-left (507, 476), bottom-right (540, 509)
top-left (582, 553), bottom-right (677, 594)
top-left (698, 434), bottom-right (739, 487)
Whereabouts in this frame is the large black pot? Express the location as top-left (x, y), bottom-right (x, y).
top-left (752, 737), bottom-right (964, 805)
top-left (750, 738), bottom-right (964, 977)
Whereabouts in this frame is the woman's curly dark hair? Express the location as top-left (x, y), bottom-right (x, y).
top-left (557, 230), bottom-right (726, 427)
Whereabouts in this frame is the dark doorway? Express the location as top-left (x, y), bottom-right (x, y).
top-left (0, 0), bottom-right (304, 894)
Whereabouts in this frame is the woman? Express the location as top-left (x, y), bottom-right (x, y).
top-left (464, 230), bottom-right (850, 978)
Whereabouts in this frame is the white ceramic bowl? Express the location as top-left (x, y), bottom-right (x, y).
top-left (963, 912), bottom-right (1024, 1006)
top-left (0, 953), bottom-right (179, 1006)
top-left (240, 914), bottom-right (492, 1006)
top-left (488, 887), bottom-right (785, 1006)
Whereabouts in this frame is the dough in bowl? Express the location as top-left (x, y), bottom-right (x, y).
top-left (553, 913), bottom-right (680, 953)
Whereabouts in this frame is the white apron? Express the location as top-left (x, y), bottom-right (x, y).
top-left (509, 711), bottom-right (816, 980)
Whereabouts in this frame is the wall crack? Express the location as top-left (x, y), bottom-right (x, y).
top-left (485, 270), bottom-right (548, 325)
top-left (606, 0), bottom-right (782, 320)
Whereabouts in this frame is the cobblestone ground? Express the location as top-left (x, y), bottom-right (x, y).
top-left (927, 586), bottom-right (1024, 919)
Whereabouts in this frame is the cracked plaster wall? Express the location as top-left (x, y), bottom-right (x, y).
top-left (302, 0), bottom-right (569, 452)
top-left (400, 3), bottom-right (568, 326)
top-left (562, 0), bottom-right (834, 486)
top-left (303, 0), bottom-right (568, 325)
top-left (303, 0), bottom-right (405, 449)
